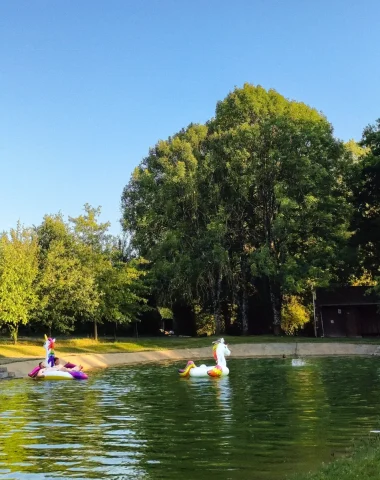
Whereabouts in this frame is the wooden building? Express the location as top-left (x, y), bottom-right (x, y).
top-left (315, 286), bottom-right (380, 337)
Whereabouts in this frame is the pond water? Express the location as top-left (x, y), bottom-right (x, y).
top-left (1, 357), bottom-right (380, 480)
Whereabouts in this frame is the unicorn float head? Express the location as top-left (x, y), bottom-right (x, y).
top-left (43, 334), bottom-right (56, 367)
top-left (178, 338), bottom-right (231, 378)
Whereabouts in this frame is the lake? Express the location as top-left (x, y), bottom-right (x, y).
top-left (1, 357), bottom-right (380, 479)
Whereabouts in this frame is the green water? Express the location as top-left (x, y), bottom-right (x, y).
top-left (1, 357), bottom-right (380, 480)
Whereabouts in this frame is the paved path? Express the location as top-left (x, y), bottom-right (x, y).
top-left (3, 342), bottom-right (380, 378)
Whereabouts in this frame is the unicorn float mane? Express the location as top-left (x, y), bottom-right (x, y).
top-left (212, 343), bottom-right (218, 361)
top-left (44, 334), bottom-right (56, 367)
top-left (212, 338), bottom-right (229, 368)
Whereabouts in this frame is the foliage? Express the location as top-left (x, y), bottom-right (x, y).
top-left (35, 239), bottom-right (99, 333)
top-left (33, 214), bottom-right (99, 333)
top-left (69, 205), bottom-right (121, 339)
top-left (350, 119), bottom-right (380, 293)
top-left (349, 271), bottom-right (377, 287)
top-left (281, 296), bottom-right (311, 335)
top-left (157, 307), bottom-right (173, 320)
top-left (122, 83), bottom-right (353, 333)
top-left (0, 224), bottom-right (39, 342)
top-left (0, 205), bottom-right (150, 340)
top-left (97, 257), bottom-right (149, 326)
top-left (344, 139), bottom-right (369, 163)
top-left (193, 303), bottom-right (215, 336)
top-left (69, 203), bottom-right (112, 253)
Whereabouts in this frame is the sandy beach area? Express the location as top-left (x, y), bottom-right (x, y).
top-left (2, 342), bottom-right (380, 378)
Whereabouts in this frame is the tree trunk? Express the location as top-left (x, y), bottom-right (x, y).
top-left (94, 320), bottom-right (98, 341)
top-left (214, 270), bottom-right (223, 335)
top-left (172, 316), bottom-right (178, 336)
top-left (238, 256), bottom-right (250, 336)
top-left (135, 321), bottom-right (139, 338)
top-left (269, 281), bottom-right (282, 334)
top-left (241, 286), bottom-right (249, 335)
top-left (9, 325), bottom-right (18, 344)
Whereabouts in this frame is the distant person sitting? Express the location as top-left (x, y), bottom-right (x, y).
top-left (28, 361), bottom-right (47, 378)
top-left (36, 362), bottom-right (48, 377)
top-left (35, 359), bottom-right (82, 378)
top-left (53, 357), bottom-right (83, 371)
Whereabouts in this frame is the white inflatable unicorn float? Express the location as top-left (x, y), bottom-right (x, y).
top-left (178, 338), bottom-right (231, 378)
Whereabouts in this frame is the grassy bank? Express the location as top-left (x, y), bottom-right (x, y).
top-left (292, 438), bottom-right (380, 480)
top-left (1, 334), bottom-right (380, 360)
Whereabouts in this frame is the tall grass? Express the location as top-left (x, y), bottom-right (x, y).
top-left (291, 437), bottom-right (380, 480)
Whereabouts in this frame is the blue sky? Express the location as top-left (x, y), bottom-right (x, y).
top-left (1, 1), bottom-right (379, 235)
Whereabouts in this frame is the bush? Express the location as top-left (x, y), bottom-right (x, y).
top-left (193, 303), bottom-right (215, 336)
top-left (281, 296), bottom-right (310, 335)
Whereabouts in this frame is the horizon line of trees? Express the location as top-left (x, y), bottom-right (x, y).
top-left (2, 84), bottom-right (379, 341)
top-left (0, 204), bottom-right (150, 343)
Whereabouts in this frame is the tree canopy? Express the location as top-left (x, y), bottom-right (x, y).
top-left (121, 84), bottom-right (355, 335)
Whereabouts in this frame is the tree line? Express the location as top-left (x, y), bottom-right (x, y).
top-left (2, 84), bottom-right (379, 340)
top-left (0, 204), bottom-right (148, 342)
top-left (121, 84), bottom-right (380, 336)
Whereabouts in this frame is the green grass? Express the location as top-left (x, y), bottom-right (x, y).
top-left (1, 334), bottom-right (380, 361)
top-left (292, 437), bottom-right (380, 480)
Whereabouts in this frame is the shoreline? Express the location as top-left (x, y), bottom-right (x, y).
top-left (3, 342), bottom-right (380, 378)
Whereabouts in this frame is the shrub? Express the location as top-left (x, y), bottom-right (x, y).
top-left (281, 296), bottom-right (310, 335)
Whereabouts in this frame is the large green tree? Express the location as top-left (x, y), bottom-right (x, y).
top-left (122, 84), bottom-right (352, 334)
top-left (0, 224), bottom-right (39, 342)
top-left (97, 256), bottom-right (149, 338)
top-left (34, 214), bottom-right (99, 334)
top-left (207, 85), bottom-right (353, 332)
top-left (122, 125), bottom-right (215, 326)
top-left (70, 204), bottom-right (149, 339)
top-left (69, 204), bottom-right (113, 340)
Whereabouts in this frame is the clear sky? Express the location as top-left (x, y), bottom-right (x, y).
top-left (1, 0), bottom-right (379, 235)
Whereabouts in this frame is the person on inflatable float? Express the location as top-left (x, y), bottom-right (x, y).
top-left (53, 357), bottom-right (83, 371)
top-left (36, 359), bottom-right (82, 378)
top-left (28, 335), bottom-right (88, 380)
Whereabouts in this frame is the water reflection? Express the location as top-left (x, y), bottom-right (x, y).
top-left (213, 376), bottom-right (232, 413)
top-left (1, 358), bottom-right (380, 479)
